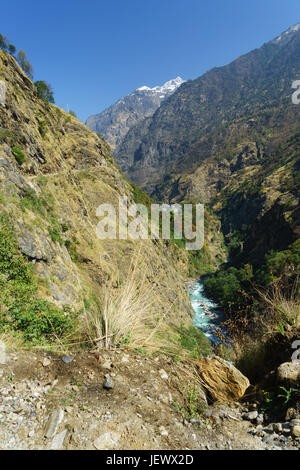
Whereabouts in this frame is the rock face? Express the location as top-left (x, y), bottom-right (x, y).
top-left (86, 77), bottom-right (184, 154)
top-left (197, 356), bottom-right (250, 403)
top-left (0, 80), bottom-right (6, 105)
top-left (277, 362), bottom-right (300, 385)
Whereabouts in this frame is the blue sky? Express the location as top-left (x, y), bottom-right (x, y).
top-left (1, 0), bottom-right (299, 122)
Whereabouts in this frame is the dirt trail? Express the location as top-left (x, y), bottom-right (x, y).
top-left (0, 349), bottom-right (297, 450)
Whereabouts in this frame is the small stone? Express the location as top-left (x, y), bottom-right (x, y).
top-left (277, 362), bottom-right (300, 384)
top-left (243, 411), bottom-right (258, 421)
top-left (102, 360), bottom-right (113, 369)
top-left (256, 414), bottom-right (264, 425)
top-left (291, 426), bottom-right (300, 438)
top-left (273, 423), bottom-right (282, 433)
top-left (159, 369), bottom-right (168, 380)
top-left (290, 419), bottom-right (300, 426)
top-left (190, 418), bottom-right (201, 424)
top-left (103, 378), bottom-right (114, 390)
top-left (93, 432), bottom-right (119, 450)
top-left (61, 356), bottom-right (74, 364)
top-left (159, 426), bottom-right (168, 436)
top-left (286, 408), bottom-right (298, 421)
top-left (45, 409), bottom-right (64, 438)
top-left (262, 435), bottom-right (274, 444)
top-left (42, 358), bottom-right (51, 367)
top-left (50, 430), bottom-right (67, 450)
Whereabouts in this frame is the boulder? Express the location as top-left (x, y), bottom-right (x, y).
top-left (277, 362), bottom-right (300, 384)
top-left (197, 356), bottom-right (250, 403)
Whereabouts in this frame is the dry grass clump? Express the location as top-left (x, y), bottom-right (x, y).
top-left (258, 277), bottom-right (300, 333)
top-left (232, 276), bottom-right (300, 382)
top-left (80, 250), bottom-right (176, 352)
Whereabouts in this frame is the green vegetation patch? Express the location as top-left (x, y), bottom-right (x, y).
top-left (0, 213), bottom-right (77, 345)
top-left (11, 146), bottom-right (26, 165)
top-left (178, 325), bottom-right (212, 358)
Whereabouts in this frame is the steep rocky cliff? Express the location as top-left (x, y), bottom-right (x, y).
top-left (0, 51), bottom-right (193, 349)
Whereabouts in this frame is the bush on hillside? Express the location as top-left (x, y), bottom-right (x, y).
top-left (16, 49), bottom-right (33, 79)
top-left (35, 80), bottom-right (55, 103)
top-left (0, 213), bottom-right (77, 344)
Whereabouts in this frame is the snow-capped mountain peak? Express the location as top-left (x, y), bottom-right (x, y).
top-left (86, 77), bottom-right (185, 151)
top-left (273, 23), bottom-right (300, 43)
top-left (136, 76), bottom-right (185, 96)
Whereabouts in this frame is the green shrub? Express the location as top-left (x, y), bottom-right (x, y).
top-left (129, 182), bottom-right (152, 207)
top-left (203, 264), bottom-right (253, 307)
top-left (2, 300), bottom-right (76, 344)
top-left (12, 146), bottom-right (26, 165)
top-left (38, 119), bottom-right (47, 138)
top-left (0, 128), bottom-right (11, 141)
top-left (20, 188), bottom-right (46, 215)
top-left (20, 187), bottom-right (54, 216)
top-left (34, 81), bottom-right (54, 103)
top-left (0, 212), bottom-right (77, 345)
top-left (178, 325), bottom-right (212, 358)
top-left (65, 238), bottom-right (79, 262)
top-left (256, 239), bottom-right (300, 285)
top-left (16, 50), bottom-right (33, 79)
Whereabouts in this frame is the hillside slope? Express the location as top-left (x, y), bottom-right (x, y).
top-left (114, 25), bottom-right (300, 268)
top-left (0, 51), bottom-right (193, 351)
top-left (116, 23), bottom-right (300, 197)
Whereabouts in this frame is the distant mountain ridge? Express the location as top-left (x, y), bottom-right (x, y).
top-left (85, 77), bottom-right (184, 151)
top-left (114, 23), bottom-right (300, 196)
top-left (109, 24), bottom-right (300, 269)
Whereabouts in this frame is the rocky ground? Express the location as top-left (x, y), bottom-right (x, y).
top-left (0, 349), bottom-right (299, 451)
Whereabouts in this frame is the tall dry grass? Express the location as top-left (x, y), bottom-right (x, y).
top-left (80, 250), bottom-right (178, 352)
top-left (234, 276), bottom-right (300, 381)
top-left (257, 276), bottom-right (300, 334)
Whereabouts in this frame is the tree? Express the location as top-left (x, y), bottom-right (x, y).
top-left (8, 44), bottom-right (16, 55)
top-left (34, 80), bottom-right (55, 103)
top-left (69, 110), bottom-right (77, 118)
top-left (16, 50), bottom-right (33, 79)
top-left (0, 34), bottom-right (8, 51)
